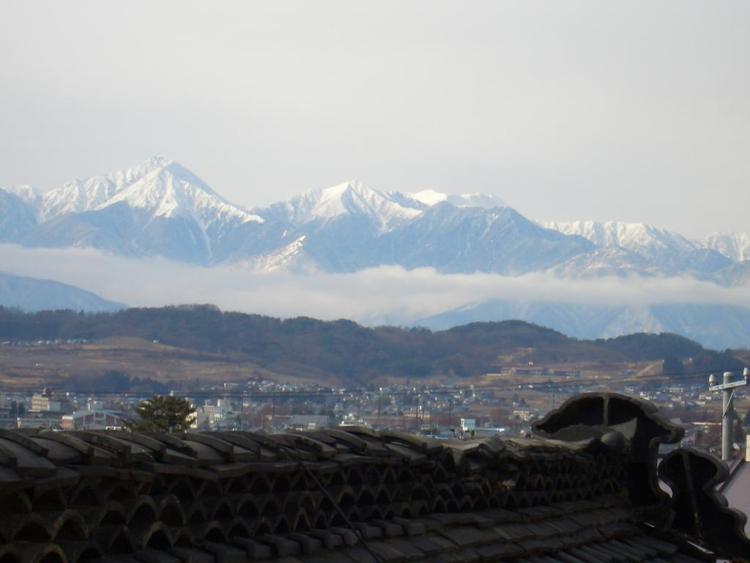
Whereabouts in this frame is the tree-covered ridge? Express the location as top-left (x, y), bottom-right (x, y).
top-left (0, 306), bottom-right (744, 380)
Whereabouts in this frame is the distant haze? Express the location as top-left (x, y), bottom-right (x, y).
top-left (1, 1), bottom-right (749, 238)
top-left (3, 244), bottom-right (750, 325)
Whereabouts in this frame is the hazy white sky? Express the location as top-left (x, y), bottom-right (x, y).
top-left (1, 1), bottom-right (748, 237)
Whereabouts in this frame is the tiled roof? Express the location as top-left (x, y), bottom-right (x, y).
top-left (0, 393), bottom-right (747, 562)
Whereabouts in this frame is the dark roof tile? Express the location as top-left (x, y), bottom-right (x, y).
top-left (0, 392), bottom-right (745, 562)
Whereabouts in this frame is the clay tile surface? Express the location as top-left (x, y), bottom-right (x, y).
top-left (0, 392), bottom-right (747, 562)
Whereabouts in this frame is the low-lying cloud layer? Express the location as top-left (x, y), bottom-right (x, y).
top-left (2, 244), bottom-right (749, 325)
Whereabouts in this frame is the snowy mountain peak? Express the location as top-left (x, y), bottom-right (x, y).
top-left (703, 232), bottom-right (750, 262)
top-left (545, 220), bottom-right (697, 254)
top-left (408, 189), bottom-right (506, 209)
top-left (452, 192), bottom-right (507, 209)
top-left (41, 176), bottom-right (118, 220)
top-left (36, 157), bottom-right (262, 226)
top-left (103, 158), bottom-right (262, 224)
top-left (38, 156), bottom-right (172, 220)
top-left (107, 155), bottom-right (173, 186)
top-left (277, 180), bottom-right (422, 231)
top-left (1, 184), bottom-right (40, 205)
top-left (409, 189), bottom-right (450, 206)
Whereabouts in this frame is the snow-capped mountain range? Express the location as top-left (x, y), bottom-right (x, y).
top-left (543, 220), bottom-right (744, 281)
top-left (1, 157), bottom-right (748, 283)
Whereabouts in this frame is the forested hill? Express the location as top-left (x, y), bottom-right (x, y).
top-left (0, 306), bottom-right (744, 380)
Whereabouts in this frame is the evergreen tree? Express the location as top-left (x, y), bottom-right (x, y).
top-left (129, 396), bottom-right (195, 432)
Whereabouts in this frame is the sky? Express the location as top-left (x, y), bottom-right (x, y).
top-left (1, 1), bottom-right (749, 238)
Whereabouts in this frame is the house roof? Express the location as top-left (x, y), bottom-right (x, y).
top-left (0, 392), bottom-right (747, 562)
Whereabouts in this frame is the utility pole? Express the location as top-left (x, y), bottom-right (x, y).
top-left (708, 368), bottom-right (749, 461)
top-left (271, 396), bottom-right (276, 430)
top-left (241, 391), bottom-right (247, 431)
top-left (414, 395), bottom-right (422, 433)
top-left (448, 397), bottom-right (453, 433)
top-left (377, 389), bottom-right (382, 428)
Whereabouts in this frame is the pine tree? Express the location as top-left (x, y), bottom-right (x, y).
top-left (129, 396), bottom-right (196, 432)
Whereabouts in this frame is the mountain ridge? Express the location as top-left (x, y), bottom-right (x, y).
top-left (0, 306), bottom-right (744, 384)
top-left (2, 157), bottom-right (748, 282)
top-left (0, 271), bottom-right (123, 313)
top-left (416, 299), bottom-right (750, 350)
